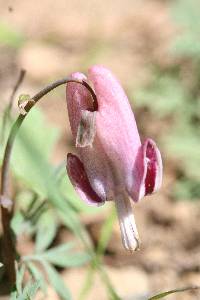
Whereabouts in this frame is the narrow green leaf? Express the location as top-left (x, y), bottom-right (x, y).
top-left (43, 250), bottom-right (90, 268)
top-left (43, 242), bottom-right (75, 256)
top-left (10, 108), bottom-right (60, 199)
top-left (27, 261), bottom-right (47, 294)
top-left (79, 208), bottom-right (117, 300)
top-left (98, 265), bottom-right (121, 300)
top-left (16, 263), bottom-right (25, 294)
top-left (79, 266), bottom-right (95, 300)
top-left (35, 211), bottom-right (58, 253)
top-left (42, 262), bottom-right (71, 300)
top-left (24, 244), bottom-right (88, 264)
top-left (22, 280), bottom-right (40, 299)
top-left (148, 286), bottom-right (200, 300)
top-left (32, 243), bottom-right (90, 268)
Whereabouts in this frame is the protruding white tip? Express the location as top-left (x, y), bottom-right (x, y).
top-left (115, 192), bottom-right (140, 252)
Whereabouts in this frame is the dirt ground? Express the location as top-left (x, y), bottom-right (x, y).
top-left (0, 0), bottom-right (200, 299)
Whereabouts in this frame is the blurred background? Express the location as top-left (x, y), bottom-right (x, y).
top-left (0, 0), bottom-right (200, 299)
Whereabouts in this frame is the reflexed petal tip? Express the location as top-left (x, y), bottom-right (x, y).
top-left (138, 139), bottom-right (163, 201)
top-left (66, 153), bottom-right (104, 206)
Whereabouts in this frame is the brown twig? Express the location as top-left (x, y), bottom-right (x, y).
top-left (0, 76), bottom-right (96, 287)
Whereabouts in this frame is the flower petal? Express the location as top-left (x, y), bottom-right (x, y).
top-left (66, 153), bottom-right (104, 206)
top-left (66, 72), bottom-right (95, 138)
top-left (146, 140), bottom-right (162, 192)
top-left (128, 139), bottom-right (162, 202)
top-left (88, 65), bottom-right (142, 192)
top-left (115, 192), bottom-right (140, 251)
top-left (88, 65), bottom-right (141, 151)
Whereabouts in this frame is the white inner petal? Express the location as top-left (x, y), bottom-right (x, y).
top-left (115, 192), bottom-right (140, 251)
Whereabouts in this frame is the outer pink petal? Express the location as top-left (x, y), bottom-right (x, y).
top-left (66, 153), bottom-right (104, 206)
top-left (128, 139), bottom-right (163, 202)
top-left (88, 65), bottom-right (141, 194)
top-left (66, 72), bottom-right (94, 138)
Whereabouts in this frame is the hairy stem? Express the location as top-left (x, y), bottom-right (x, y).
top-left (0, 76), bottom-right (94, 287)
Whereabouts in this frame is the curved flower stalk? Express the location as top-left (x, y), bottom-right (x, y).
top-left (66, 65), bottom-right (162, 251)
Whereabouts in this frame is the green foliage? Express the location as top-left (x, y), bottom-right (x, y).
top-left (172, 0), bottom-right (200, 29)
top-left (42, 262), bottom-right (71, 300)
top-left (39, 244), bottom-right (90, 268)
top-left (23, 238), bottom-right (90, 300)
top-left (171, 0), bottom-right (200, 57)
top-left (79, 208), bottom-right (118, 300)
top-left (134, 74), bottom-right (186, 118)
top-left (27, 262), bottom-right (47, 295)
top-left (35, 210), bottom-right (58, 253)
top-left (0, 22), bottom-right (24, 48)
top-left (173, 178), bottom-right (200, 200)
top-left (24, 242), bottom-right (90, 269)
top-left (163, 124), bottom-right (200, 180)
top-left (10, 263), bottom-right (40, 300)
top-left (11, 108), bottom-right (60, 198)
top-left (0, 108), bottom-right (60, 197)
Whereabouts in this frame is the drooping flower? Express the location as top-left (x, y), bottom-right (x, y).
top-left (66, 65), bottom-right (162, 251)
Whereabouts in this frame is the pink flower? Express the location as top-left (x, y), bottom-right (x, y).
top-left (66, 65), bottom-right (162, 251)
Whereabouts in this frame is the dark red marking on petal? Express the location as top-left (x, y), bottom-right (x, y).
top-left (67, 153), bottom-right (103, 204)
top-left (145, 141), bottom-right (157, 195)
